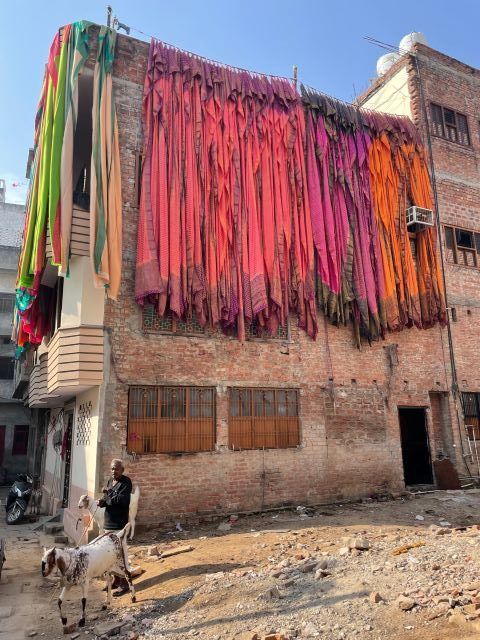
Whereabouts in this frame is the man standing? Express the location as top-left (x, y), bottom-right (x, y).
top-left (98, 458), bottom-right (132, 595)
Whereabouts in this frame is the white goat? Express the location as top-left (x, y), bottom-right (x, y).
top-left (78, 485), bottom-right (140, 539)
top-left (41, 524), bottom-right (135, 630)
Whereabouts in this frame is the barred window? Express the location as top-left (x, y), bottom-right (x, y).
top-left (142, 306), bottom-right (206, 336)
top-left (444, 225), bottom-right (480, 268)
top-left (229, 388), bottom-right (300, 450)
top-left (0, 293), bottom-right (15, 314)
top-left (431, 103), bottom-right (470, 146)
top-left (246, 318), bottom-right (289, 340)
top-left (127, 386), bottom-right (215, 454)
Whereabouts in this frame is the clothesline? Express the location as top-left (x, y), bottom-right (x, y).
top-left (127, 24), bottom-right (296, 82)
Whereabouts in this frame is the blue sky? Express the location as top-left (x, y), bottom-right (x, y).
top-left (2, 0), bottom-right (479, 204)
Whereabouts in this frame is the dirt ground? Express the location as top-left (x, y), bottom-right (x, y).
top-left (3, 490), bottom-right (480, 640)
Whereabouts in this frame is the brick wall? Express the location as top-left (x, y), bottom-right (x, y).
top-left (96, 33), bottom-right (470, 525)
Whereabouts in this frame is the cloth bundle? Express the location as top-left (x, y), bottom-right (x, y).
top-left (136, 40), bottom-right (446, 342)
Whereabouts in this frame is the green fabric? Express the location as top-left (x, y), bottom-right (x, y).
top-left (92, 26), bottom-right (117, 274)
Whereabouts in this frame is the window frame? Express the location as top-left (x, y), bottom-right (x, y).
top-left (228, 387), bottom-right (300, 450)
top-left (12, 425), bottom-right (29, 456)
top-left (127, 385), bottom-right (216, 454)
top-left (0, 293), bottom-right (15, 315)
top-left (444, 224), bottom-right (480, 268)
top-left (430, 103), bottom-right (470, 146)
top-left (462, 393), bottom-right (480, 441)
top-left (0, 356), bottom-right (14, 380)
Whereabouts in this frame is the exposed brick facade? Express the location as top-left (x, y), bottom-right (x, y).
top-left (95, 34), bottom-right (478, 526)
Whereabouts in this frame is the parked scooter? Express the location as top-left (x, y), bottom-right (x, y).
top-left (5, 474), bottom-right (33, 524)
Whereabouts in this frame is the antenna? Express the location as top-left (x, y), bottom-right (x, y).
top-left (293, 65), bottom-right (298, 90)
top-left (113, 15), bottom-right (131, 35)
top-left (106, 5), bottom-right (113, 28)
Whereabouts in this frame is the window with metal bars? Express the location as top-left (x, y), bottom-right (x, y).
top-left (0, 293), bottom-right (15, 315)
top-left (229, 388), bottom-right (300, 450)
top-left (430, 103), bottom-right (470, 146)
top-left (246, 318), bottom-right (289, 340)
top-left (127, 386), bottom-right (215, 453)
top-left (462, 393), bottom-right (480, 441)
top-left (444, 225), bottom-right (480, 267)
top-left (142, 306), bottom-right (206, 336)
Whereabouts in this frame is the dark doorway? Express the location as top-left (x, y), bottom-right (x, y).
top-left (62, 412), bottom-right (73, 508)
top-left (0, 425), bottom-right (5, 467)
top-left (399, 407), bottom-right (433, 485)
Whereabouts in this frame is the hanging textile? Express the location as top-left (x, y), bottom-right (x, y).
top-left (136, 40), bottom-right (317, 340)
top-left (14, 23), bottom-right (124, 352)
top-left (90, 26), bottom-right (123, 299)
top-left (14, 22), bottom-right (90, 350)
top-left (302, 88), bottom-right (446, 341)
top-left (17, 22), bottom-right (90, 290)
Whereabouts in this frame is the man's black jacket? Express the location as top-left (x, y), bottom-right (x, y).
top-left (103, 475), bottom-right (132, 530)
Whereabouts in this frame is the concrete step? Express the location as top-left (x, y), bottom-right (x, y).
top-left (43, 523), bottom-right (63, 535)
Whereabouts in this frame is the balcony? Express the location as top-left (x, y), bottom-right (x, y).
top-left (47, 325), bottom-right (104, 396)
top-left (28, 352), bottom-right (50, 407)
top-left (46, 206), bottom-right (90, 259)
top-left (12, 349), bottom-right (34, 400)
top-left (27, 326), bottom-right (104, 407)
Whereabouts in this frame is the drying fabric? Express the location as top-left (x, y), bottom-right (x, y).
top-left (14, 23), bottom-right (124, 351)
top-left (14, 22), bottom-right (90, 350)
top-left (136, 40), bottom-right (317, 340)
top-left (90, 26), bottom-right (122, 299)
top-left (302, 87), bottom-right (446, 341)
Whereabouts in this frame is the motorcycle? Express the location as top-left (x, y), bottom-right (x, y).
top-left (5, 474), bottom-right (33, 524)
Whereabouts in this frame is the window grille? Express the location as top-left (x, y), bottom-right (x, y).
top-left (142, 306), bottom-right (205, 336)
top-left (0, 294), bottom-right (15, 314)
top-left (430, 103), bottom-right (470, 146)
top-left (76, 401), bottom-right (92, 446)
top-left (229, 388), bottom-right (300, 450)
top-left (127, 386), bottom-right (215, 454)
top-left (246, 318), bottom-right (289, 340)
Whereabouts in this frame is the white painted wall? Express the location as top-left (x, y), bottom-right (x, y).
top-left (61, 256), bottom-right (105, 328)
top-left (362, 66), bottom-right (412, 118)
top-left (71, 386), bottom-right (100, 497)
top-left (43, 407), bottom-right (64, 503)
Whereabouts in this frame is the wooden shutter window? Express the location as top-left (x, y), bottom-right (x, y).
top-left (229, 388), bottom-right (300, 450)
top-left (431, 103), bottom-right (470, 146)
top-left (457, 113), bottom-right (470, 145)
top-left (431, 103), bottom-right (444, 138)
top-left (128, 386), bottom-right (215, 454)
top-left (444, 225), bottom-right (480, 268)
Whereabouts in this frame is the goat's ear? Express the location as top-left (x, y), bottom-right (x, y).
top-left (43, 546), bottom-right (47, 555)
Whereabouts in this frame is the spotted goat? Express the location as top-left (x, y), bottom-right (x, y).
top-left (41, 524), bottom-right (135, 629)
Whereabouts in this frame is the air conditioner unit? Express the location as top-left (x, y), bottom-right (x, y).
top-left (406, 206), bottom-right (434, 228)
